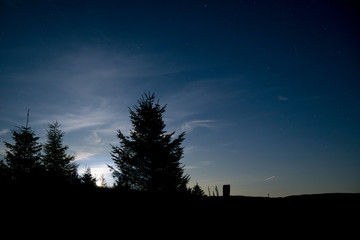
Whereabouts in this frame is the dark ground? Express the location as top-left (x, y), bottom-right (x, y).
top-left (1, 189), bottom-right (358, 237)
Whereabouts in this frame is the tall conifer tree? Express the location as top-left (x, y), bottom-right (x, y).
top-left (110, 93), bottom-right (189, 193)
top-left (42, 121), bottom-right (78, 184)
top-left (3, 110), bottom-right (42, 183)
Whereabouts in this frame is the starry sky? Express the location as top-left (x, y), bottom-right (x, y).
top-left (1, 0), bottom-right (359, 196)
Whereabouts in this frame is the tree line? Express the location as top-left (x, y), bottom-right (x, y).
top-left (0, 93), bottom-right (205, 196)
top-left (0, 118), bottom-right (97, 189)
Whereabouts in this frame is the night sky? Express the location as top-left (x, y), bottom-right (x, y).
top-left (1, 0), bottom-right (359, 196)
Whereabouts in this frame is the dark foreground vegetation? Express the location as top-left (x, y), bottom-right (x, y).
top-left (3, 185), bottom-right (358, 213)
top-left (1, 184), bottom-right (358, 237)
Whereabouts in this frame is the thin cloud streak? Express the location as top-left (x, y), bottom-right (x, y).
top-left (184, 166), bottom-right (199, 169)
top-left (265, 176), bottom-right (275, 181)
top-left (277, 95), bottom-right (289, 101)
top-left (0, 129), bottom-right (10, 136)
top-left (165, 79), bottom-right (229, 120)
top-left (75, 152), bottom-right (97, 161)
top-left (180, 120), bottom-right (216, 133)
top-left (41, 107), bottom-right (110, 133)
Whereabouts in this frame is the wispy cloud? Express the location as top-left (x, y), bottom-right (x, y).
top-left (277, 95), bottom-right (289, 101)
top-left (164, 78), bottom-right (236, 121)
top-left (50, 46), bottom-right (186, 96)
top-left (180, 120), bottom-right (216, 133)
top-left (55, 113), bottom-right (106, 133)
top-left (40, 108), bottom-right (107, 133)
top-left (0, 129), bottom-right (10, 136)
top-left (265, 176), bottom-right (275, 181)
top-left (37, 97), bottom-right (126, 134)
top-left (184, 165), bottom-right (199, 169)
top-left (184, 145), bottom-right (200, 155)
top-left (71, 141), bottom-right (112, 163)
top-left (5, 45), bottom-right (182, 111)
top-left (183, 160), bottom-right (213, 170)
top-left (75, 152), bottom-right (98, 161)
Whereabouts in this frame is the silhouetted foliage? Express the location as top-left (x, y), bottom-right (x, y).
top-left (191, 183), bottom-right (205, 196)
top-left (3, 125), bottom-right (42, 184)
top-left (0, 159), bottom-right (11, 187)
top-left (109, 92), bottom-right (189, 193)
top-left (42, 121), bottom-right (79, 185)
top-left (215, 185), bottom-right (219, 197)
top-left (81, 167), bottom-right (97, 188)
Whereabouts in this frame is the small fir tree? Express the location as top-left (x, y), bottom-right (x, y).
top-left (191, 183), bottom-right (205, 196)
top-left (81, 167), bottom-right (97, 188)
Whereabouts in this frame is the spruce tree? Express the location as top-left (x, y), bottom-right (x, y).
top-left (81, 167), bottom-right (97, 188)
top-left (191, 183), bottom-right (205, 196)
top-left (42, 121), bottom-right (78, 185)
top-left (109, 93), bottom-right (189, 193)
top-left (3, 113), bottom-right (42, 183)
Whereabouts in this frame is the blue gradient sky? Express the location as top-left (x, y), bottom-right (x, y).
top-left (1, 0), bottom-right (359, 196)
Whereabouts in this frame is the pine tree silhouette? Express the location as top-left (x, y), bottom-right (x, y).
top-left (42, 121), bottom-right (79, 185)
top-left (81, 167), bottom-right (97, 188)
top-left (109, 92), bottom-right (189, 193)
top-left (192, 183), bottom-right (205, 196)
top-left (3, 111), bottom-right (42, 185)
